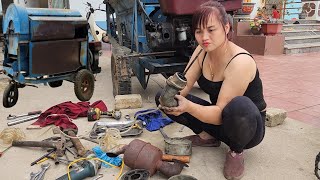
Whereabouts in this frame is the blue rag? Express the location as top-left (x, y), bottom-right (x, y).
top-left (134, 108), bottom-right (173, 131)
top-left (92, 146), bottom-right (122, 168)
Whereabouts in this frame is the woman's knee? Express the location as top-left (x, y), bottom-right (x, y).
top-left (222, 96), bottom-right (260, 135)
top-left (222, 96), bottom-right (260, 122)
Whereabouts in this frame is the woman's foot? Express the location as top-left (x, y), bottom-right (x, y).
top-left (183, 132), bottom-right (221, 147)
top-left (223, 151), bottom-right (245, 180)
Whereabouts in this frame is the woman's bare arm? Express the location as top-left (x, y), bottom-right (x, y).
top-left (186, 54), bottom-right (256, 125)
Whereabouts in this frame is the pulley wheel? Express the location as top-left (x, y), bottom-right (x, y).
top-left (74, 69), bottom-right (95, 101)
top-left (120, 169), bottom-right (150, 180)
top-left (3, 82), bottom-right (19, 108)
top-left (48, 80), bottom-right (63, 88)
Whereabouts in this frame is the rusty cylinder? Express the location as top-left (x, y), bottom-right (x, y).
top-left (116, 139), bottom-right (186, 178)
top-left (159, 72), bottom-right (187, 107)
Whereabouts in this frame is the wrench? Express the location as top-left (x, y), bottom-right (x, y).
top-left (30, 171), bottom-right (41, 180)
top-left (35, 163), bottom-right (50, 180)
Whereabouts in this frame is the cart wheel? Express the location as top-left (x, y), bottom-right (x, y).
top-left (49, 80), bottom-right (63, 88)
top-left (3, 82), bottom-right (19, 108)
top-left (74, 69), bottom-right (94, 101)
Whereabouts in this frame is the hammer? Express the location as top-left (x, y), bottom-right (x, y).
top-left (63, 129), bottom-right (87, 157)
top-left (87, 107), bottom-right (122, 121)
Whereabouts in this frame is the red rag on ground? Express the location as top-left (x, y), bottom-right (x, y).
top-left (32, 100), bottom-right (107, 130)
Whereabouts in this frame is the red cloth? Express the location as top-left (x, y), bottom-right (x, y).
top-left (272, 10), bottom-right (280, 19)
top-left (32, 100), bottom-right (107, 130)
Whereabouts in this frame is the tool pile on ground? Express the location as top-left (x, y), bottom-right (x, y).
top-left (0, 96), bottom-right (195, 180)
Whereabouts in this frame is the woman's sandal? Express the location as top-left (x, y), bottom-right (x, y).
top-left (183, 135), bottom-right (221, 147)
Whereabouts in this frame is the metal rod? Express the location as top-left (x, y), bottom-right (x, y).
top-left (30, 149), bottom-right (56, 166)
top-left (137, 0), bottom-right (153, 23)
top-left (134, 0), bottom-right (139, 52)
top-left (7, 110), bottom-right (42, 120)
top-left (121, 51), bottom-right (176, 58)
top-left (7, 114), bottom-right (40, 126)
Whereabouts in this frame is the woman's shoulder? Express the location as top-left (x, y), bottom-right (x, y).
top-left (227, 44), bottom-right (255, 69)
top-left (230, 43), bottom-right (253, 59)
top-left (193, 45), bottom-right (206, 64)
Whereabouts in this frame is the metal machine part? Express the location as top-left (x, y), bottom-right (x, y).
top-left (159, 72), bottom-right (187, 107)
top-left (168, 174), bottom-right (198, 180)
top-left (120, 169), bottom-right (150, 180)
top-left (114, 139), bottom-right (187, 178)
top-left (159, 128), bottom-right (192, 156)
top-left (56, 152), bottom-right (101, 180)
top-left (89, 120), bottom-right (143, 138)
top-left (87, 107), bottom-right (122, 121)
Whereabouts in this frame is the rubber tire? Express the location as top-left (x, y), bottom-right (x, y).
top-left (3, 82), bottom-right (19, 108)
top-left (87, 49), bottom-right (93, 72)
top-left (74, 69), bottom-right (95, 101)
top-left (48, 80), bottom-right (63, 88)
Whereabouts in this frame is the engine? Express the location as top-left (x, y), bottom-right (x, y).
top-left (145, 10), bottom-right (195, 52)
top-left (107, 0), bottom-right (242, 56)
top-left (106, 0), bottom-right (242, 95)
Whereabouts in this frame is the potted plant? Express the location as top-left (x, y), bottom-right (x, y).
top-left (261, 19), bottom-right (283, 36)
top-left (236, 2), bottom-right (256, 15)
top-left (250, 18), bottom-right (263, 35)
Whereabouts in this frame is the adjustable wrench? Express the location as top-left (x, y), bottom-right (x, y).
top-left (36, 163), bottom-right (50, 180)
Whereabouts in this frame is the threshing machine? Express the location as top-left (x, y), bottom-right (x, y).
top-left (1, 4), bottom-right (101, 108)
top-left (105, 0), bottom-right (242, 96)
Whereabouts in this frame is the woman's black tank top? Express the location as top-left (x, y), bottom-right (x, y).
top-left (197, 52), bottom-right (267, 111)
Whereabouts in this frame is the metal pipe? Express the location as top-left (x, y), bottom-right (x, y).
top-left (12, 140), bottom-right (56, 148)
top-left (121, 51), bottom-right (176, 58)
top-left (137, 0), bottom-right (153, 23)
top-left (134, 0), bottom-right (139, 52)
top-left (7, 114), bottom-right (40, 126)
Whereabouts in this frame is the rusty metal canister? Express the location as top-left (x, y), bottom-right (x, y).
top-left (118, 139), bottom-right (186, 177)
top-left (123, 139), bottom-right (162, 175)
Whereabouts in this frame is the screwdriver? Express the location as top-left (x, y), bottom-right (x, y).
top-left (0, 146), bottom-right (11, 157)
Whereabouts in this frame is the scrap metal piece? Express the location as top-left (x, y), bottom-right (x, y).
top-left (120, 169), bottom-right (150, 180)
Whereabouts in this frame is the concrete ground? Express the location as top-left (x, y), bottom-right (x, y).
top-left (0, 47), bottom-right (319, 180)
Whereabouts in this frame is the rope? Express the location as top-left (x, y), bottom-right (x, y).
top-left (0, 128), bottom-right (25, 148)
top-left (97, 128), bottom-right (122, 152)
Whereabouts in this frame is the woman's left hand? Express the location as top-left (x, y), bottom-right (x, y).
top-left (158, 95), bottom-right (190, 116)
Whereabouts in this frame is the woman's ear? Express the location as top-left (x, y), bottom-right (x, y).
top-left (225, 23), bottom-right (230, 35)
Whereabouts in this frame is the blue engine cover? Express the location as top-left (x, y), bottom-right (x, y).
top-left (3, 4), bottom-right (89, 81)
top-left (3, 4), bottom-right (84, 55)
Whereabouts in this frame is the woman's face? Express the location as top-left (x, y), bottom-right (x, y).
top-left (194, 14), bottom-right (229, 52)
